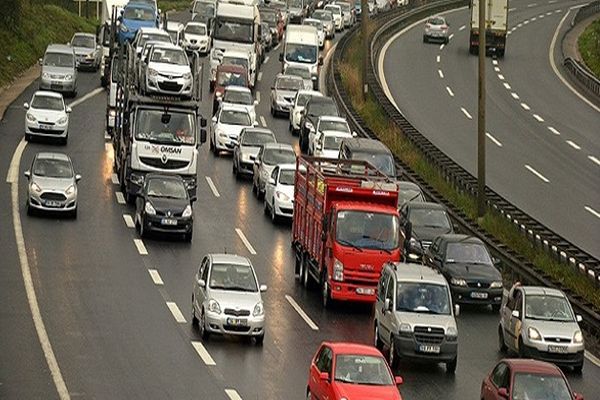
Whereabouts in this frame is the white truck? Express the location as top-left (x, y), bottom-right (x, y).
top-left (209, 2), bottom-right (261, 89)
top-left (469, 0), bottom-right (509, 57)
top-left (280, 25), bottom-right (321, 89)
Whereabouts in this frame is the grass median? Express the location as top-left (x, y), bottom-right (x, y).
top-left (339, 26), bottom-right (600, 310)
top-left (578, 17), bottom-right (600, 78)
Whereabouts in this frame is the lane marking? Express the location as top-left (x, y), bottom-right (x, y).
top-left (104, 143), bottom-right (112, 152)
top-left (260, 115), bottom-right (267, 127)
top-left (497, 74), bottom-right (505, 80)
top-left (115, 192), bottom-right (126, 204)
top-left (524, 20), bottom-right (530, 25)
top-left (539, 14), bottom-right (544, 18)
top-left (460, 107), bottom-right (473, 120)
top-left (509, 7), bottom-right (517, 11)
top-left (436, 55), bottom-right (440, 63)
top-left (8, 139), bottom-right (71, 400)
top-left (555, 9), bottom-right (562, 13)
top-left (256, 91), bottom-right (261, 103)
top-left (191, 341), bottom-right (216, 366)
top-left (517, 23), bottom-right (523, 28)
top-left (532, 17), bottom-right (537, 21)
top-left (235, 228), bottom-right (256, 255)
top-left (459, 25), bottom-right (466, 31)
top-left (528, 3), bottom-right (537, 7)
top-left (166, 301), bottom-right (187, 323)
top-left (532, 114), bottom-right (544, 122)
top-left (446, 86), bottom-right (454, 97)
top-left (588, 155), bottom-right (600, 166)
top-left (123, 214), bottom-right (135, 228)
top-left (264, 56), bottom-right (270, 64)
top-left (225, 389), bottom-right (243, 400)
top-left (503, 82), bottom-right (511, 90)
top-left (549, 0), bottom-right (557, 3)
top-left (494, 66), bottom-right (501, 72)
top-left (566, 140), bottom-right (581, 150)
top-left (511, 92), bottom-right (520, 99)
top-left (525, 164), bottom-right (550, 183)
top-left (274, 43), bottom-right (281, 51)
top-left (548, 126), bottom-right (561, 135)
top-left (546, 11), bottom-right (552, 15)
top-left (449, 33), bottom-right (454, 40)
top-left (285, 295), bottom-right (319, 330)
top-left (257, 72), bottom-right (263, 82)
top-left (133, 239), bottom-right (148, 255)
top-left (111, 173), bottom-right (119, 185)
top-left (585, 206), bottom-right (600, 219)
top-left (486, 132), bottom-right (503, 147)
top-left (205, 176), bottom-right (220, 198)
top-left (67, 87), bottom-right (103, 108)
top-left (492, 59), bottom-right (498, 66)
top-left (520, 102), bottom-right (530, 110)
top-left (439, 43), bottom-right (445, 50)
top-left (438, 69), bottom-right (444, 78)
top-left (148, 269), bottom-right (164, 285)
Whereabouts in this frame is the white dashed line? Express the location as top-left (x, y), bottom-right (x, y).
top-left (440, 43), bottom-right (445, 50)
top-left (446, 86), bottom-right (454, 97)
top-left (111, 173), bottom-right (119, 185)
top-left (166, 302), bottom-right (187, 323)
top-left (192, 341), bottom-right (216, 366)
top-left (539, 14), bottom-right (544, 18)
top-left (148, 269), bottom-right (164, 285)
top-left (438, 69), bottom-right (444, 78)
top-left (525, 165), bottom-right (550, 183)
top-left (585, 206), bottom-right (600, 219)
top-left (503, 82), bottom-right (511, 90)
top-left (123, 214), bottom-right (135, 228)
top-left (566, 140), bottom-right (581, 150)
top-left (511, 92), bottom-right (520, 99)
top-left (588, 155), bottom-right (600, 166)
top-left (555, 9), bottom-right (561, 13)
top-left (436, 55), bottom-right (440, 63)
top-left (235, 228), bottom-right (257, 255)
top-left (509, 7), bottom-right (517, 11)
top-left (225, 389), bottom-right (243, 400)
top-left (548, 126), bottom-right (561, 135)
top-left (497, 74), bottom-right (505, 80)
top-left (520, 102), bottom-right (531, 110)
top-left (517, 23), bottom-right (523, 27)
top-left (68, 87), bottom-right (103, 108)
top-left (460, 107), bottom-right (473, 119)
top-left (532, 114), bottom-right (544, 122)
top-left (133, 239), bottom-right (148, 255)
top-left (459, 25), bottom-right (466, 31)
top-left (528, 3), bottom-right (537, 7)
top-left (494, 66), bottom-right (501, 72)
top-left (256, 91), bottom-right (260, 103)
top-left (546, 11), bottom-right (553, 15)
top-left (264, 56), bottom-right (270, 64)
top-left (205, 176), bottom-right (220, 198)
top-left (449, 33), bottom-right (454, 40)
top-left (486, 132), bottom-right (503, 147)
top-left (285, 295), bottom-right (319, 330)
top-left (524, 20), bottom-right (530, 25)
top-left (116, 192), bottom-right (126, 204)
top-left (260, 115), bottom-right (267, 127)
top-left (532, 17), bottom-right (537, 21)
top-left (257, 72), bottom-right (262, 82)
top-left (549, 0), bottom-right (557, 3)
top-left (492, 59), bottom-right (498, 66)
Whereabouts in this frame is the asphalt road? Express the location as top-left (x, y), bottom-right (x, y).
top-left (381, 0), bottom-right (600, 259)
top-left (0, 6), bottom-right (599, 400)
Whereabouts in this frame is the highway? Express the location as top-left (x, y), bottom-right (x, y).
top-left (380, 0), bottom-right (600, 259)
top-left (0, 6), bottom-right (599, 399)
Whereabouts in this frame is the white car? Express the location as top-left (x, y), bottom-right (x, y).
top-left (219, 86), bottom-right (257, 124)
top-left (165, 21), bottom-right (185, 46)
top-left (334, 1), bottom-right (354, 28)
top-left (144, 43), bottom-right (193, 98)
top-left (24, 91), bottom-right (71, 144)
top-left (309, 115), bottom-right (351, 155)
top-left (289, 89), bottom-right (322, 135)
top-left (283, 65), bottom-right (314, 91)
top-left (183, 21), bottom-right (211, 54)
top-left (210, 49), bottom-right (253, 90)
top-left (312, 9), bottom-right (335, 39)
top-left (324, 4), bottom-right (343, 31)
top-left (133, 28), bottom-right (172, 57)
top-left (313, 130), bottom-right (353, 158)
top-left (303, 18), bottom-right (325, 48)
top-left (210, 104), bottom-right (255, 155)
top-left (264, 163), bottom-right (296, 222)
top-left (252, 143), bottom-right (297, 199)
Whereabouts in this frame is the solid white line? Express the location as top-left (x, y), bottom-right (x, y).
top-left (68, 87), bottom-right (103, 108)
top-left (133, 239), bottom-right (148, 255)
top-left (446, 86), bottom-right (454, 97)
top-left (546, 11), bottom-right (552, 15)
top-left (260, 115), bottom-right (267, 127)
top-left (257, 72), bottom-right (263, 82)
top-left (438, 69), bottom-right (444, 78)
top-left (256, 91), bottom-right (261, 103)
top-left (115, 192), bottom-right (126, 204)
top-left (588, 155), bottom-right (600, 166)
top-left (509, 7), bottom-right (516, 11)
top-left (225, 389), bottom-right (243, 400)
top-left (460, 107), bottom-right (473, 120)
top-left (436, 55), bottom-right (440, 63)
top-left (525, 164), bottom-right (550, 183)
top-left (584, 206), bottom-right (600, 219)
top-left (497, 74), bottom-right (505, 80)
top-left (524, 20), bottom-right (530, 25)
top-left (148, 269), bottom-right (164, 285)
top-left (520, 102), bottom-right (531, 110)
top-left (486, 132), bottom-right (503, 147)
top-left (566, 140), bottom-right (581, 150)
top-left (439, 43), bottom-right (445, 50)
top-left (503, 82), bottom-right (511, 90)
top-left (517, 23), bottom-right (523, 28)
top-left (8, 138), bottom-right (71, 400)
top-left (235, 228), bottom-right (257, 255)
top-left (459, 25), bottom-right (466, 31)
top-left (191, 341), bottom-right (216, 365)
top-left (532, 114), bottom-right (544, 122)
top-left (285, 295), bottom-right (319, 330)
top-left (548, 126), bottom-right (561, 135)
top-left (511, 92), bottom-right (520, 99)
top-left (264, 56), bottom-right (270, 64)
top-left (205, 176), bottom-right (220, 198)
top-left (123, 214), bottom-right (135, 228)
top-left (111, 173), bottom-right (119, 185)
top-left (587, 351), bottom-right (600, 366)
top-left (166, 302), bottom-right (187, 323)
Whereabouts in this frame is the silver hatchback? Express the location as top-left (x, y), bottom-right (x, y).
top-left (423, 15), bottom-right (449, 44)
top-left (233, 128), bottom-right (277, 178)
top-left (39, 44), bottom-right (78, 97)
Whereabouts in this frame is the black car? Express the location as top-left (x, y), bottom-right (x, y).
top-left (338, 137), bottom-right (397, 177)
top-left (399, 201), bottom-right (454, 260)
top-left (135, 174), bottom-right (194, 241)
top-left (299, 96), bottom-right (339, 152)
top-left (424, 234), bottom-right (503, 310)
top-left (397, 181), bottom-right (425, 208)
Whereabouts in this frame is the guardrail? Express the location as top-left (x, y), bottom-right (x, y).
top-left (327, 0), bottom-right (600, 350)
top-left (572, 0), bottom-right (600, 26)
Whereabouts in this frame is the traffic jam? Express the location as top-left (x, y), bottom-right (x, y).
top-left (23, 0), bottom-right (590, 398)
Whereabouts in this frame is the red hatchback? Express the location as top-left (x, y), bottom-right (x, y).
top-left (481, 359), bottom-right (584, 400)
top-left (307, 342), bottom-right (403, 400)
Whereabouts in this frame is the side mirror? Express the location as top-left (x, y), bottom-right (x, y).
top-left (75, 174), bottom-right (82, 182)
top-left (260, 284), bottom-right (268, 292)
top-left (268, 177), bottom-right (276, 185)
top-left (38, 58), bottom-right (43, 66)
top-left (573, 392), bottom-right (584, 400)
top-left (394, 376), bottom-right (403, 385)
top-left (384, 298), bottom-right (392, 312)
top-left (352, 131), bottom-right (357, 137)
top-left (24, 171), bottom-right (31, 179)
top-left (249, 155), bottom-right (256, 161)
top-left (211, 116), bottom-right (217, 123)
top-left (200, 128), bottom-right (207, 143)
top-left (492, 257), bottom-right (501, 267)
top-left (254, 99), bottom-right (259, 105)
top-left (253, 121), bottom-right (259, 127)
top-left (576, 314), bottom-right (583, 322)
top-left (405, 220), bottom-right (413, 241)
top-left (197, 278), bottom-right (206, 288)
top-left (497, 388), bottom-right (509, 399)
top-left (200, 117), bottom-right (207, 128)
top-left (511, 309), bottom-right (520, 319)
top-left (24, 102), bottom-right (29, 109)
top-left (66, 106), bottom-right (72, 113)
top-left (319, 371), bottom-right (330, 381)
top-left (318, 56), bottom-right (323, 66)
top-left (279, 53), bottom-right (284, 62)
top-left (454, 304), bottom-right (460, 317)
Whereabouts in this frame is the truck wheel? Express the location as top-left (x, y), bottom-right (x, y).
top-left (295, 253), bottom-right (302, 279)
top-left (321, 272), bottom-right (331, 308)
top-left (302, 256), bottom-right (311, 288)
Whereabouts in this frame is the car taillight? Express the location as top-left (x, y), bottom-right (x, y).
top-left (442, 25), bottom-right (448, 30)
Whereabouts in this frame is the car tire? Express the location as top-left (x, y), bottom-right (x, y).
top-left (498, 326), bottom-right (507, 353)
top-left (388, 336), bottom-right (398, 369)
top-left (321, 271), bottom-right (331, 309)
top-left (270, 198), bottom-right (278, 223)
top-left (301, 256), bottom-right (312, 289)
top-left (270, 106), bottom-right (276, 117)
top-left (518, 336), bottom-right (525, 358)
top-left (446, 357), bottom-right (457, 374)
top-left (26, 201), bottom-right (33, 216)
top-left (255, 333), bottom-right (264, 346)
top-left (252, 178), bottom-right (258, 196)
top-left (199, 309), bottom-right (210, 340)
top-left (374, 323), bottom-right (383, 350)
top-left (263, 197), bottom-right (269, 215)
top-left (191, 298), bottom-right (199, 326)
top-left (184, 230), bottom-right (193, 242)
top-left (60, 135), bottom-right (68, 146)
top-left (306, 389), bottom-right (312, 400)
top-left (139, 216), bottom-right (147, 238)
top-left (445, 37), bottom-right (449, 45)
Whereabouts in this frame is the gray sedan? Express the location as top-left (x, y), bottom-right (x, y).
top-left (233, 127), bottom-right (277, 178)
top-left (24, 152), bottom-right (81, 218)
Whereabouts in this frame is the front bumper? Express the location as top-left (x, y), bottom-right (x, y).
top-left (273, 99), bottom-right (293, 113)
top-left (76, 55), bottom-right (98, 69)
top-left (521, 343), bottom-right (584, 367)
top-left (39, 77), bottom-right (76, 93)
top-left (451, 285), bottom-right (503, 306)
top-left (216, 133), bottom-right (239, 152)
top-left (394, 334), bottom-right (458, 362)
top-left (205, 310), bottom-right (265, 337)
top-left (28, 190), bottom-right (77, 212)
top-left (146, 75), bottom-right (193, 96)
top-left (143, 214), bottom-right (193, 235)
top-left (425, 31), bottom-right (448, 42)
top-left (237, 156), bottom-right (255, 175)
top-left (273, 198), bottom-right (293, 218)
top-left (25, 120), bottom-right (68, 138)
top-left (329, 281), bottom-right (378, 302)
top-left (185, 41), bottom-right (209, 53)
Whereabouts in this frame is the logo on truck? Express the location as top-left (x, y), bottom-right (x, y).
top-left (147, 144), bottom-right (184, 155)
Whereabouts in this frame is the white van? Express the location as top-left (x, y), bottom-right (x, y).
top-left (280, 25), bottom-right (321, 89)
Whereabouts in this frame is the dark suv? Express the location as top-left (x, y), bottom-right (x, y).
top-left (399, 201), bottom-right (454, 261)
top-left (299, 96), bottom-right (339, 152)
top-left (338, 137), bottom-right (397, 177)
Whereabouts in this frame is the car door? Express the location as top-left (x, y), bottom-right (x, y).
top-left (380, 274), bottom-right (396, 346)
top-left (310, 345), bottom-right (331, 399)
top-left (505, 289), bottom-right (523, 352)
top-left (195, 257), bottom-right (210, 311)
top-left (482, 362), bottom-right (510, 400)
top-left (266, 166), bottom-right (279, 207)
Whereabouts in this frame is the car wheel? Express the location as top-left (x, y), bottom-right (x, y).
top-left (26, 201), bottom-right (33, 216)
top-left (191, 298), bottom-right (199, 326)
top-left (296, 253), bottom-right (303, 280)
top-left (374, 323), bottom-right (383, 350)
top-left (252, 177), bottom-right (258, 196)
top-left (263, 197), bottom-right (269, 215)
top-left (184, 230), bottom-right (193, 242)
top-left (25, 133), bottom-right (31, 142)
top-left (255, 333), bottom-right (264, 345)
top-left (446, 357), bottom-right (457, 374)
top-left (270, 198), bottom-right (278, 223)
top-left (233, 159), bottom-right (238, 175)
top-left (498, 326), bottom-right (507, 353)
top-left (71, 207), bottom-right (77, 219)
top-left (321, 271), bottom-right (331, 308)
top-left (211, 134), bottom-right (219, 156)
top-left (139, 216), bottom-right (147, 238)
top-left (301, 256), bottom-right (311, 288)
top-left (518, 336), bottom-right (525, 358)
top-left (199, 309), bottom-right (210, 340)
top-left (306, 389), bottom-right (312, 400)
top-left (61, 135), bottom-right (68, 146)
top-left (388, 336), bottom-right (398, 369)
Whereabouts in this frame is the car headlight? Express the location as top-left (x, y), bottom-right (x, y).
top-left (207, 299), bottom-right (221, 314)
top-left (253, 301), bottom-right (264, 316)
top-left (333, 258), bottom-right (344, 281)
top-left (26, 113), bottom-right (36, 122)
top-left (57, 116), bottom-right (68, 125)
top-left (528, 327), bottom-right (542, 341)
top-left (65, 75), bottom-right (73, 80)
top-left (305, 121), bottom-right (314, 131)
top-left (573, 330), bottom-right (584, 344)
top-left (144, 202), bottom-right (156, 215)
top-left (399, 323), bottom-right (412, 335)
top-left (65, 185), bottom-right (76, 195)
top-left (148, 68), bottom-right (158, 77)
top-left (87, 52), bottom-right (95, 58)
top-left (109, 109), bottom-right (116, 117)
top-left (450, 277), bottom-right (467, 287)
top-left (276, 191), bottom-right (290, 202)
top-left (42, 72), bottom-right (50, 79)
top-left (446, 326), bottom-right (458, 341)
top-left (490, 281), bottom-right (503, 289)
top-left (182, 204), bottom-right (193, 218)
top-left (120, 24), bottom-right (129, 32)
top-left (31, 182), bottom-right (42, 193)
top-left (183, 72), bottom-right (192, 79)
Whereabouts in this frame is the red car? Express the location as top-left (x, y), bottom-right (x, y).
top-left (307, 342), bottom-right (403, 400)
top-left (481, 359), bottom-right (584, 400)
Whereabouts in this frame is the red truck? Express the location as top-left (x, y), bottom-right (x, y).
top-left (292, 156), bottom-right (402, 308)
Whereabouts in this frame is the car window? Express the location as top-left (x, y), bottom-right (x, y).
top-left (319, 120), bottom-right (349, 132)
top-left (512, 373), bottom-right (572, 400)
top-left (72, 35), bottom-right (95, 48)
top-left (445, 242), bottom-right (492, 265)
top-left (271, 167), bottom-right (278, 180)
top-left (208, 263), bottom-right (258, 292)
top-left (220, 110), bottom-right (251, 126)
top-left (199, 257), bottom-right (209, 280)
top-left (409, 208), bottom-right (451, 229)
top-left (396, 282), bottom-right (451, 315)
top-left (514, 291), bottom-right (523, 314)
top-left (223, 90), bottom-right (253, 105)
top-left (334, 355), bottom-right (393, 385)
top-left (385, 275), bottom-right (394, 303)
top-left (217, 71), bottom-right (248, 87)
top-left (151, 48), bottom-right (187, 65)
top-left (44, 52), bottom-right (74, 68)
top-left (263, 149), bottom-right (296, 166)
top-left (279, 169), bottom-right (295, 185)
top-left (33, 158), bottom-right (74, 178)
top-left (241, 130), bottom-right (274, 146)
top-left (491, 362), bottom-right (509, 388)
top-left (276, 76), bottom-right (304, 90)
top-left (185, 24), bottom-right (207, 35)
top-left (315, 346), bottom-right (331, 372)
top-left (377, 269), bottom-right (388, 301)
top-left (32, 95), bottom-right (64, 111)
top-left (146, 178), bottom-right (188, 199)
top-left (524, 295), bottom-right (574, 322)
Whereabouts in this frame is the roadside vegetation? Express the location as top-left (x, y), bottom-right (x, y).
top-left (158, 0), bottom-right (192, 12)
top-left (578, 17), bottom-right (600, 78)
top-left (339, 25), bottom-right (600, 310)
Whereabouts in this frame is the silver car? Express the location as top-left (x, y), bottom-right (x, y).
top-left (252, 143), bottom-right (297, 198)
top-left (39, 44), bottom-right (78, 97)
top-left (70, 32), bottom-right (101, 71)
top-left (233, 128), bottom-right (277, 178)
top-left (283, 65), bottom-right (314, 91)
top-left (24, 152), bottom-right (81, 218)
top-left (192, 254), bottom-right (267, 344)
top-left (498, 285), bottom-right (585, 372)
top-left (270, 74), bottom-right (305, 117)
top-left (143, 43), bottom-right (193, 98)
top-left (423, 15), bottom-right (449, 44)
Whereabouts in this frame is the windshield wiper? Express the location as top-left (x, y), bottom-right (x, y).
top-left (421, 224), bottom-right (448, 229)
top-left (228, 286), bottom-right (256, 292)
top-left (337, 239), bottom-right (363, 252)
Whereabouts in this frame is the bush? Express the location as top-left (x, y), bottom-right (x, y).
top-left (578, 18), bottom-right (600, 78)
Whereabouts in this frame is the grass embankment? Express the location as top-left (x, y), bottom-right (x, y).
top-left (0, 4), bottom-right (96, 89)
top-left (158, 0), bottom-right (192, 12)
top-left (578, 17), bottom-right (600, 78)
top-left (340, 26), bottom-right (600, 310)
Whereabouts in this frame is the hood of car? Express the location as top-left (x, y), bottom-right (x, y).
top-left (31, 175), bottom-right (74, 192)
top-left (72, 46), bottom-right (94, 56)
top-left (412, 225), bottom-right (453, 241)
top-left (316, 149), bottom-right (340, 158)
top-left (208, 288), bottom-right (262, 310)
top-left (274, 88), bottom-right (297, 98)
top-left (148, 197), bottom-right (189, 214)
top-left (30, 109), bottom-right (66, 122)
top-left (147, 62), bottom-right (191, 75)
top-left (445, 263), bottom-right (501, 281)
top-left (240, 145), bottom-right (261, 158)
top-left (396, 310), bottom-right (456, 329)
top-left (275, 182), bottom-right (294, 198)
top-left (185, 33), bottom-right (208, 42)
top-left (216, 123), bottom-right (247, 137)
top-left (334, 382), bottom-right (401, 400)
top-left (523, 318), bottom-right (580, 338)
top-left (43, 65), bottom-right (74, 75)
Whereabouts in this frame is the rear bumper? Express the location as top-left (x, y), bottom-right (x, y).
top-left (521, 344), bottom-right (584, 367)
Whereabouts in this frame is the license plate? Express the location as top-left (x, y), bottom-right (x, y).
top-left (418, 344), bottom-right (441, 354)
top-left (471, 292), bottom-right (489, 299)
top-left (356, 287), bottom-right (375, 295)
top-left (548, 345), bottom-right (568, 353)
top-left (161, 218), bottom-right (177, 225)
top-left (227, 318), bottom-right (248, 326)
top-left (39, 123), bottom-right (52, 130)
top-left (45, 200), bottom-right (61, 207)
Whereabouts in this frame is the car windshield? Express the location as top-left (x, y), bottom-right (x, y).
top-left (410, 208), bottom-right (451, 229)
top-left (123, 5), bottom-right (155, 20)
top-left (512, 373), bottom-right (572, 400)
top-left (525, 295), bottom-right (574, 322)
top-left (429, 17), bottom-right (445, 25)
top-left (135, 110), bottom-right (195, 145)
top-left (314, 11), bottom-right (332, 21)
top-left (44, 52), bottom-right (74, 68)
top-left (334, 355), bottom-right (393, 386)
top-left (296, 93), bottom-right (315, 107)
top-left (397, 282), bottom-right (451, 314)
top-left (277, 76), bottom-right (303, 90)
top-left (285, 43), bottom-right (318, 64)
top-left (263, 149), bottom-right (296, 165)
top-left (139, 34), bottom-right (171, 49)
top-left (325, 6), bottom-right (341, 15)
top-left (323, 135), bottom-right (346, 150)
top-left (209, 263), bottom-right (258, 292)
top-left (319, 120), bottom-right (349, 132)
top-left (336, 210), bottom-right (400, 251)
top-left (261, 12), bottom-right (278, 23)
top-left (214, 18), bottom-right (253, 43)
top-left (445, 242), bottom-right (492, 264)
top-left (224, 90), bottom-right (253, 105)
top-left (279, 170), bottom-right (295, 185)
top-left (33, 158), bottom-right (73, 178)
top-left (287, 0), bottom-right (303, 8)
top-left (217, 71), bottom-right (247, 87)
top-left (353, 152), bottom-right (394, 176)
top-left (222, 56), bottom-right (249, 70)
top-left (186, 24), bottom-right (207, 35)
top-left (32, 95), bottom-right (63, 111)
top-left (241, 131), bottom-right (274, 146)
top-left (398, 188), bottom-right (425, 205)
top-left (286, 66), bottom-right (311, 79)
top-left (310, 101), bottom-right (338, 116)
top-left (71, 35), bottom-right (95, 48)
top-left (220, 110), bottom-right (251, 126)
top-left (305, 20), bottom-right (323, 30)
top-left (146, 178), bottom-right (188, 199)
top-left (151, 48), bottom-right (188, 65)
top-left (193, 2), bottom-right (215, 17)
top-left (337, 2), bottom-right (351, 11)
